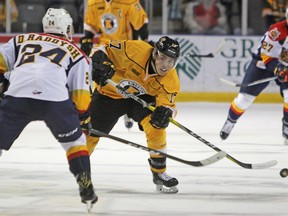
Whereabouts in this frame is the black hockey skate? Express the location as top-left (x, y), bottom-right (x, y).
top-left (124, 114), bottom-right (133, 129)
top-left (148, 159), bottom-right (178, 193)
top-left (76, 171), bottom-right (98, 213)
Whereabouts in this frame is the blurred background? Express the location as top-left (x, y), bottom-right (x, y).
top-left (1, 0), bottom-right (280, 35)
top-left (1, 0), bottom-right (286, 102)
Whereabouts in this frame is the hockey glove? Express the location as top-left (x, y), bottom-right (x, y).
top-left (148, 40), bottom-right (155, 47)
top-left (0, 74), bottom-right (9, 102)
top-left (91, 51), bottom-right (116, 86)
top-left (274, 63), bottom-right (288, 82)
top-left (79, 112), bottom-right (92, 135)
top-left (150, 106), bottom-right (173, 129)
top-left (80, 36), bottom-right (93, 56)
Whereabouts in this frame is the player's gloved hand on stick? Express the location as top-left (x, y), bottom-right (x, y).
top-left (79, 112), bottom-right (92, 135)
top-left (80, 36), bottom-right (93, 56)
top-left (150, 106), bottom-right (173, 129)
top-left (91, 51), bottom-right (116, 86)
top-left (274, 62), bottom-right (288, 82)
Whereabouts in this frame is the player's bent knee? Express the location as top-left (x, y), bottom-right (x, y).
top-left (60, 133), bottom-right (87, 151)
top-left (140, 116), bottom-right (167, 157)
top-left (86, 135), bottom-right (100, 155)
top-left (283, 89), bottom-right (288, 103)
top-left (234, 93), bottom-right (255, 110)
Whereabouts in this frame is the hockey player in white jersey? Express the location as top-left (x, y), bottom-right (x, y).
top-left (0, 8), bottom-right (97, 212)
top-left (220, 8), bottom-right (288, 145)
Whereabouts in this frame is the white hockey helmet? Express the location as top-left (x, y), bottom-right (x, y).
top-left (42, 8), bottom-right (74, 41)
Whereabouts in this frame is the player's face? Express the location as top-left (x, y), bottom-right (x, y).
top-left (154, 51), bottom-right (176, 76)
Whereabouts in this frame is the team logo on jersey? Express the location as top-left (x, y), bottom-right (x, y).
top-left (101, 13), bottom-right (118, 34)
top-left (268, 27), bottom-right (280, 40)
top-left (117, 80), bottom-right (146, 98)
top-left (175, 38), bottom-right (202, 80)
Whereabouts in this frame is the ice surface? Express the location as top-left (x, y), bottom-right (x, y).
top-left (1, 102), bottom-right (288, 216)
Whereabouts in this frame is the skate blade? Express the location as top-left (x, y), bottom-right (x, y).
top-left (86, 201), bottom-right (93, 213)
top-left (156, 185), bottom-right (178, 194)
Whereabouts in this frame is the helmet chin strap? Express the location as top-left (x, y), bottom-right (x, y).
top-left (150, 57), bottom-right (158, 75)
top-left (149, 50), bottom-right (158, 75)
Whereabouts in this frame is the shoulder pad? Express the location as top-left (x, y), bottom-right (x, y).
top-left (267, 20), bottom-right (288, 41)
top-left (88, 0), bottom-right (103, 6)
top-left (124, 40), bottom-right (152, 66)
top-left (113, 0), bottom-right (138, 4)
top-left (159, 69), bottom-right (180, 93)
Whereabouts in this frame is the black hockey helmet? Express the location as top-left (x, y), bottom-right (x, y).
top-left (155, 36), bottom-right (180, 60)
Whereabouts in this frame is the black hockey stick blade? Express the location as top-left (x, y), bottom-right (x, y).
top-left (219, 76), bottom-right (277, 88)
top-left (183, 39), bottom-right (225, 58)
top-left (106, 79), bottom-right (278, 169)
top-left (90, 129), bottom-right (226, 167)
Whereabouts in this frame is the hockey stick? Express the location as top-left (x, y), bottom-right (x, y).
top-left (106, 79), bottom-right (277, 169)
top-left (182, 39), bottom-right (225, 58)
top-left (90, 129), bottom-right (226, 167)
top-left (219, 76), bottom-right (277, 88)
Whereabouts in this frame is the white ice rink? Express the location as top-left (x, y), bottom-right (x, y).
top-left (1, 102), bottom-right (288, 216)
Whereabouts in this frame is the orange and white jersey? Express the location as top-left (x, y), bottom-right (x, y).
top-left (90, 40), bottom-right (180, 109)
top-left (0, 33), bottom-right (92, 114)
top-left (84, 0), bottom-right (148, 43)
top-left (253, 20), bottom-right (288, 69)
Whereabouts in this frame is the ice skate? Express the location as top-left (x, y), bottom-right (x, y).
top-left (220, 119), bottom-right (236, 140)
top-left (76, 171), bottom-right (98, 213)
top-left (282, 119), bottom-right (288, 145)
top-left (151, 170), bottom-right (179, 193)
top-left (148, 158), bottom-right (178, 193)
top-left (124, 114), bottom-right (133, 129)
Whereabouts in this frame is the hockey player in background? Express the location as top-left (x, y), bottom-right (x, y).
top-left (84, 36), bottom-right (181, 193)
top-left (0, 8), bottom-right (97, 210)
top-left (80, 0), bottom-right (149, 130)
top-left (220, 8), bottom-right (288, 144)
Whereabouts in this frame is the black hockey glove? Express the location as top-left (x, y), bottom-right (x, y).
top-left (274, 62), bottom-right (288, 82)
top-left (91, 51), bottom-right (116, 86)
top-left (147, 40), bottom-right (155, 47)
top-left (80, 36), bottom-right (93, 56)
top-left (79, 112), bottom-right (92, 135)
top-left (0, 74), bottom-right (9, 102)
top-left (150, 106), bottom-right (173, 129)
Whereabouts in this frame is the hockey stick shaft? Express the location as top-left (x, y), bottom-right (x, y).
top-left (107, 79), bottom-right (277, 169)
top-left (240, 76), bottom-right (277, 87)
top-left (182, 39), bottom-right (225, 58)
top-left (90, 129), bottom-right (226, 167)
top-left (219, 76), bottom-right (277, 88)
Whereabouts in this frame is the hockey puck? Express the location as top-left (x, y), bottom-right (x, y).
top-left (280, 168), bottom-right (288, 177)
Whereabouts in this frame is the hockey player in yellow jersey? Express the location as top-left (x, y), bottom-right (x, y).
top-left (85, 36), bottom-right (181, 193)
top-left (80, 0), bottom-right (148, 55)
top-left (80, 0), bottom-right (149, 130)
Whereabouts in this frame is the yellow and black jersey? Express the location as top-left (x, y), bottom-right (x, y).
top-left (91, 40), bottom-right (180, 109)
top-left (84, 0), bottom-right (148, 43)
